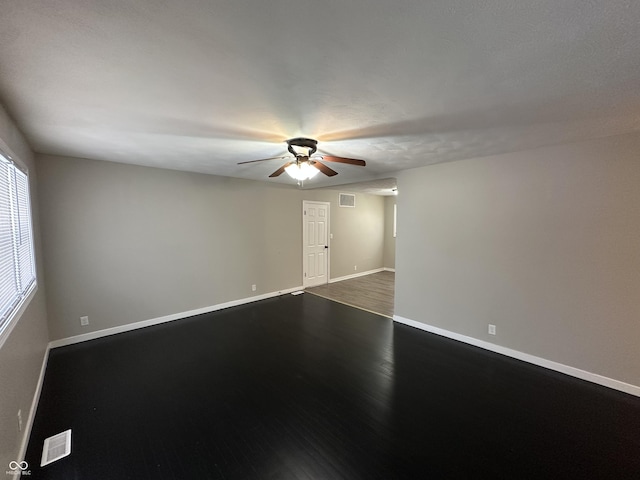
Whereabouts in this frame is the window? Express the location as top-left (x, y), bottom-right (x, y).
top-left (0, 150), bottom-right (36, 343)
top-left (393, 203), bottom-right (397, 238)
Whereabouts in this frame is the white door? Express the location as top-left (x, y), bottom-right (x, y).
top-left (303, 201), bottom-right (329, 287)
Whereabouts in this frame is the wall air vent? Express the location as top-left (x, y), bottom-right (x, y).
top-left (41, 429), bottom-right (72, 467)
top-left (339, 193), bottom-right (355, 208)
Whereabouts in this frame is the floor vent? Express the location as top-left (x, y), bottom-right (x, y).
top-left (41, 429), bottom-right (72, 467)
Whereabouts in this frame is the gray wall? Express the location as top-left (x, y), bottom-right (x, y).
top-left (0, 106), bottom-right (49, 466)
top-left (38, 155), bottom-right (303, 340)
top-left (383, 196), bottom-right (396, 270)
top-left (304, 190), bottom-right (385, 279)
top-left (396, 132), bottom-right (640, 386)
top-left (37, 154), bottom-right (389, 340)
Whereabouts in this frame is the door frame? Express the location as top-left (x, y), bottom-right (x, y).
top-left (302, 200), bottom-right (331, 287)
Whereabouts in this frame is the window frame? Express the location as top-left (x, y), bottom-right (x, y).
top-left (0, 147), bottom-right (37, 350)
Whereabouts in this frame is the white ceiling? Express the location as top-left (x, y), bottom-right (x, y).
top-left (1, 0), bottom-right (639, 188)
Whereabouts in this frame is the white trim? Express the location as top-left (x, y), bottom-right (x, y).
top-left (0, 129), bottom-right (30, 173)
top-left (20, 287), bottom-right (303, 462)
top-left (18, 343), bottom-right (50, 461)
top-left (0, 149), bottom-right (38, 347)
top-left (302, 200), bottom-right (331, 288)
top-left (393, 315), bottom-right (640, 398)
top-left (383, 267), bottom-right (396, 273)
top-left (329, 268), bottom-right (384, 284)
top-left (49, 286), bottom-right (304, 349)
top-left (0, 284), bottom-right (38, 350)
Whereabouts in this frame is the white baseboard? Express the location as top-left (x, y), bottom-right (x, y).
top-left (18, 343), bottom-right (50, 461)
top-left (383, 267), bottom-right (396, 272)
top-left (20, 287), bottom-right (302, 463)
top-left (49, 286), bottom-right (304, 349)
top-left (393, 315), bottom-right (640, 398)
top-left (329, 268), bottom-right (384, 284)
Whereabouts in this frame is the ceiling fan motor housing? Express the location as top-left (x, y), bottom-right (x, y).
top-left (287, 137), bottom-right (318, 157)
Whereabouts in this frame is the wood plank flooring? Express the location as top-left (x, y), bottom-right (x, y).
top-left (25, 294), bottom-right (640, 479)
top-left (306, 270), bottom-right (395, 317)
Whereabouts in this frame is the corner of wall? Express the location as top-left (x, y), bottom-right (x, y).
top-left (0, 104), bottom-right (51, 466)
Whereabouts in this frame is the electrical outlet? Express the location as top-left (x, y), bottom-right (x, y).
top-left (80, 316), bottom-right (89, 326)
top-left (488, 324), bottom-right (496, 335)
top-left (18, 409), bottom-right (22, 432)
top-left (251, 284), bottom-right (256, 292)
top-left (354, 265), bottom-right (357, 271)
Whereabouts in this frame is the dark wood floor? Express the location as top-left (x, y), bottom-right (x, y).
top-left (26, 294), bottom-right (640, 479)
top-left (306, 270), bottom-right (395, 317)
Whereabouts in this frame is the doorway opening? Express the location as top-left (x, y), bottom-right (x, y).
top-left (302, 179), bottom-right (397, 317)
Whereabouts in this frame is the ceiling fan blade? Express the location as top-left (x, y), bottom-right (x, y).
top-left (320, 155), bottom-right (366, 166)
top-left (312, 161), bottom-right (338, 177)
top-left (269, 162), bottom-right (293, 177)
top-left (237, 155), bottom-right (288, 165)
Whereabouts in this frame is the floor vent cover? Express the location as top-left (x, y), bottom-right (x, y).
top-left (41, 429), bottom-right (72, 467)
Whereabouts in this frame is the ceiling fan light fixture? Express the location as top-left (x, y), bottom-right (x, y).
top-left (285, 160), bottom-right (320, 181)
top-left (290, 145), bottom-right (310, 156)
top-left (238, 137), bottom-right (365, 180)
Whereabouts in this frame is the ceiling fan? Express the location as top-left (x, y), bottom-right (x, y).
top-left (237, 137), bottom-right (366, 181)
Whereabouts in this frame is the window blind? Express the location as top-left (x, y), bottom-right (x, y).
top-left (0, 151), bottom-right (36, 338)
